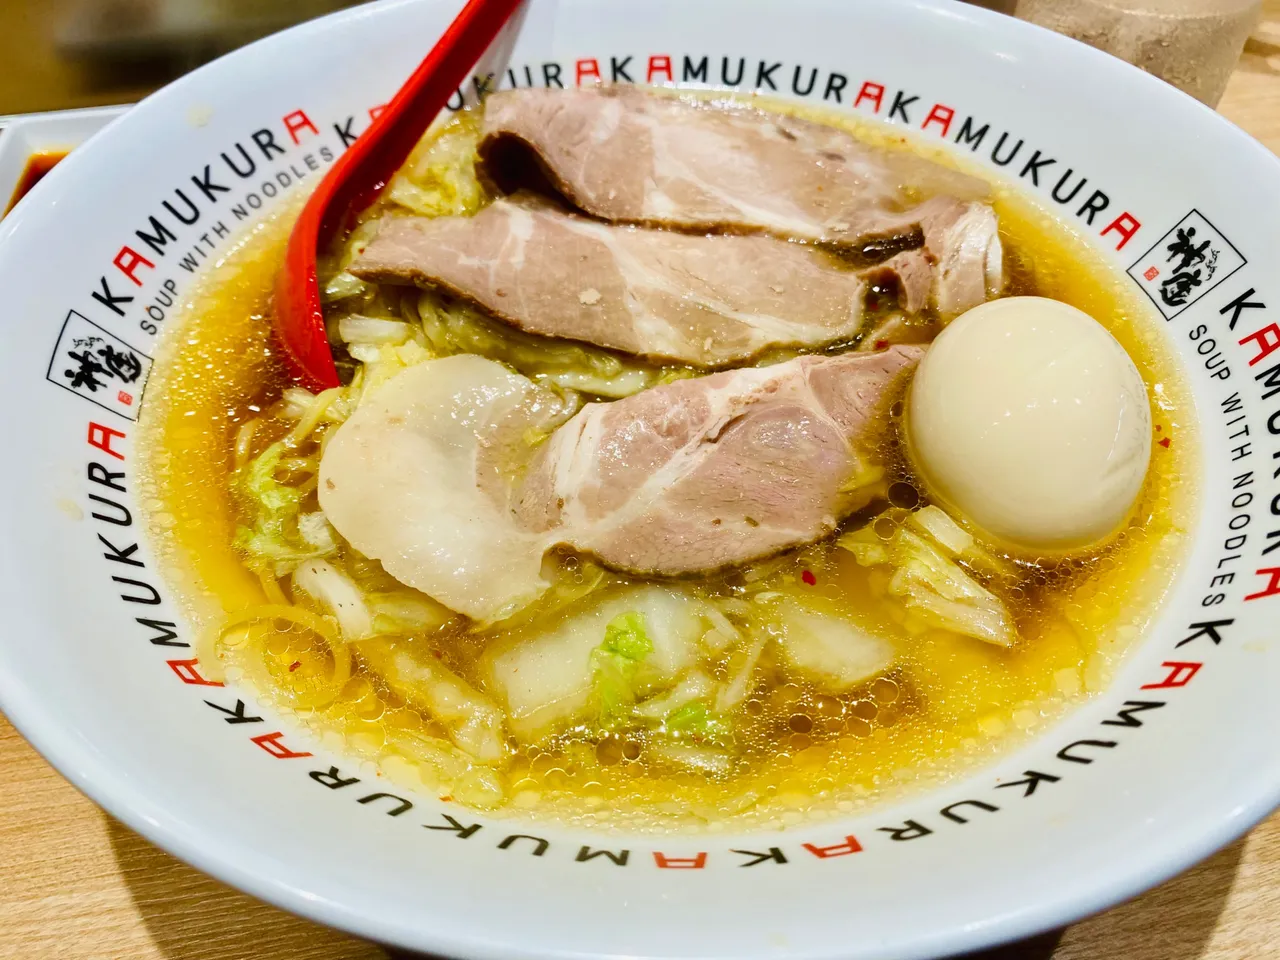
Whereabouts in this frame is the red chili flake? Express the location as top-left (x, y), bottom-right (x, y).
top-left (432, 649), bottom-right (444, 659)
top-left (1159, 437), bottom-right (1172, 448)
top-left (288, 661), bottom-right (302, 672)
top-left (1155, 424), bottom-right (1163, 432)
top-left (874, 339), bottom-right (889, 350)
top-left (802, 570), bottom-right (817, 586)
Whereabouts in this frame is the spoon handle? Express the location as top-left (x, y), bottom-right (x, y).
top-left (320, 0), bottom-right (530, 242)
top-left (276, 0), bottom-right (528, 392)
top-left (330, 0), bottom-right (529, 235)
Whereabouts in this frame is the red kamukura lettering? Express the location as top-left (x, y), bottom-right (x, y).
top-left (1101, 213), bottom-right (1141, 250)
top-left (251, 731), bottom-right (313, 759)
top-left (921, 103), bottom-right (955, 137)
top-left (647, 55), bottom-right (673, 83)
top-left (283, 109), bottom-right (319, 145)
top-left (802, 835), bottom-right (863, 858)
top-left (113, 246), bottom-right (155, 286)
top-left (1245, 567), bottom-right (1280, 601)
top-left (88, 422), bottom-right (127, 460)
top-left (166, 658), bottom-right (224, 687)
top-left (1141, 661), bottom-right (1202, 690)
top-left (1240, 324), bottom-right (1280, 366)
top-left (652, 852), bottom-right (707, 869)
top-left (854, 81), bottom-right (885, 112)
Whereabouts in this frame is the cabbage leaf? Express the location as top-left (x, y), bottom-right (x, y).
top-left (414, 292), bottom-right (690, 400)
top-left (840, 512), bottom-right (1017, 646)
top-left (386, 111), bottom-right (487, 219)
top-left (233, 442), bottom-right (333, 572)
top-left (663, 701), bottom-right (733, 742)
top-left (591, 611), bottom-right (654, 726)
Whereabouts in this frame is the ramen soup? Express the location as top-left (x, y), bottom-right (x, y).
top-left (139, 88), bottom-right (1194, 832)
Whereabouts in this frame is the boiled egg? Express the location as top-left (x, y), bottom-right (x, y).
top-left (907, 296), bottom-right (1151, 553)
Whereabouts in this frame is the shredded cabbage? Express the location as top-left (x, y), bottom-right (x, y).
top-left (632, 670), bottom-right (716, 720)
top-left (386, 111), bottom-right (487, 219)
top-left (892, 529), bottom-right (992, 603)
top-left (352, 339), bottom-right (436, 402)
top-left (836, 525), bottom-right (890, 567)
top-left (379, 731), bottom-right (506, 808)
top-left (323, 271), bottom-right (369, 303)
top-left (777, 599), bottom-right (896, 691)
top-left (663, 701), bottom-right (733, 742)
top-left (292, 555), bottom-right (453, 642)
top-left (603, 611), bottom-right (651, 658)
top-left (907, 504), bottom-right (1017, 578)
top-left (278, 387), bottom-right (317, 420)
top-left (338, 314), bottom-right (415, 346)
top-left (293, 559), bottom-right (372, 641)
top-left (233, 442), bottom-right (333, 572)
top-left (368, 591), bottom-right (453, 635)
top-left (715, 634), bottom-right (766, 713)
top-left (297, 511), bottom-right (338, 552)
top-left (841, 513), bottom-right (1017, 647)
top-left (414, 292), bottom-right (689, 400)
top-left (474, 556), bottom-right (609, 634)
top-left (699, 605), bottom-right (740, 651)
top-left (360, 636), bottom-right (508, 764)
top-left (908, 505), bottom-right (973, 555)
top-left (600, 636), bottom-right (737, 741)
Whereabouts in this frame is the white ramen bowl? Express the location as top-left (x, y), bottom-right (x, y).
top-left (0, 1), bottom-right (1277, 957)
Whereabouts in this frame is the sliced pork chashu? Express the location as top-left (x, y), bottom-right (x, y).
top-left (868, 201), bottom-right (1004, 319)
top-left (317, 355), bottom-right (571, 622)
top-left (350, 194), bottom-right (870, 367)
top-left (350, 194), bottom-right (998, 366)
top-left (479, 86), bottom-right (991, 258)
top-left (516, 345), bottom-right (924, 576)
top-left (318, 348), bottom-right (922, 619)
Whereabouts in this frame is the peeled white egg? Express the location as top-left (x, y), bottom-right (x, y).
top-left (907, 296), bottom-right (1152, 553)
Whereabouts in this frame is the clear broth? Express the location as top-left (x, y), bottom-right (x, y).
top-left (137, 96), bottom-right (1195, 833)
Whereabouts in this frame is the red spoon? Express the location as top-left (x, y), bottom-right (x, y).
top-left (274, 0), bottom-right (528, 393)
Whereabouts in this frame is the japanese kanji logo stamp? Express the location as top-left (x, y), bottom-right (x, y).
top-left (1128, 210), bottom-right (1246, 320)
top-left (45, 310), bottom-right (152, 421)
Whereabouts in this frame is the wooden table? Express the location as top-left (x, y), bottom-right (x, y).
top-left (7, 9), bottom-right (1280, 960)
